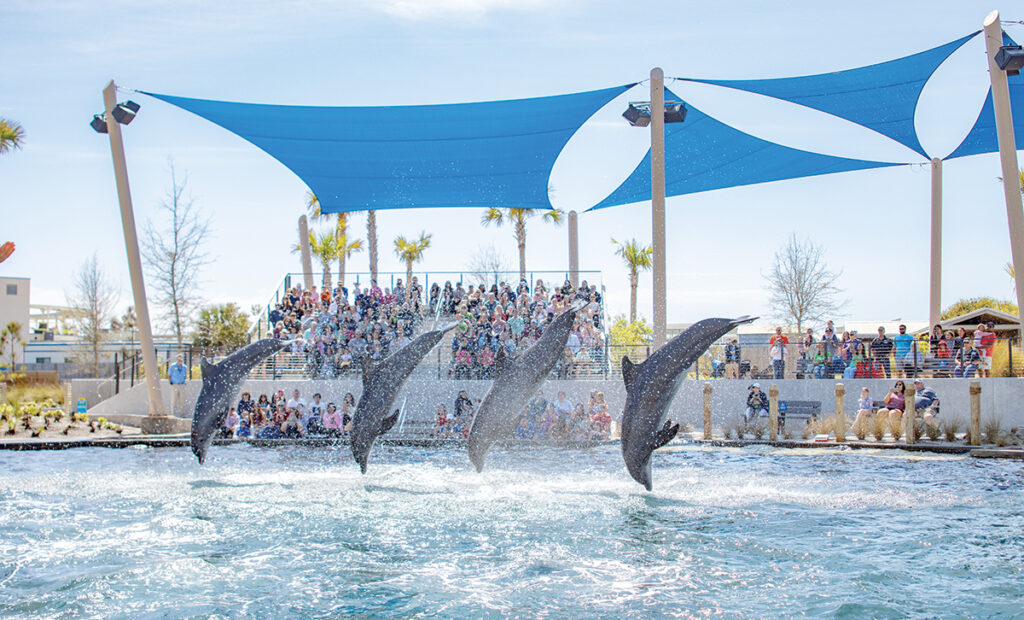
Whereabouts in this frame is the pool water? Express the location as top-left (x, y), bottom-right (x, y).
top-left (0, 444), bottom-right (1021, 618)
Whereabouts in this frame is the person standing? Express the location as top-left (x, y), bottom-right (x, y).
top-left (769, 337), bottom-right (787, 379)
top-left (168, 354), bottom-right (188, 417)
top-left (870, 326), bottom-right (893, 378)
top-left (724, 338), bottom-right (741, 379)
top-left (892, 324), bottom-right (915, 378)
top-left (975, 322), bottom-right (997, 378)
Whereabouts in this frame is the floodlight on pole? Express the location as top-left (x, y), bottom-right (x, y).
top-left (623, 86), bottom-right (686, 347)
top-left (112, 100), bottom-right (140, 125)
top-left (995, 45), bottom-right (1024, 76)
top-left (90, 114), bottom-right (109, 134)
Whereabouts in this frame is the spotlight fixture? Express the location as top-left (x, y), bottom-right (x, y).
top-left (664, 102), bottom-right (687, 124)
top-left (995, 45), bottom-right (1024, 76)
top-left (90, 114), bottom-right (109, 134)
top-left (112, 100), bottom-right (140, 125)
top-left (623, 103), bottom-right (651, 127)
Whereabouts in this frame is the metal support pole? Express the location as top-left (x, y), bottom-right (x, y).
top-left (568, 210), bottom-right (579, 288)
top-left (102, 80), bottom-right (168, 426)
top-left (650, 68), bottom-right (667, 348)
top-left (298, 215), bottom-right (314, 291)
top-left (703, 382), bottom-right (713, 440)
top-left (984, 11), bottom-right (1024, 342)
top-left (929, 157), bottom-right (942, 329)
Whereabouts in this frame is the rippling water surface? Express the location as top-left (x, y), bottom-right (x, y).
top-left (0, 444), bottom-right (1021, 618)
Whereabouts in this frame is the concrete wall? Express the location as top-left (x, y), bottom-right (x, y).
top-left (79, 377), bottom-right (1024, 429)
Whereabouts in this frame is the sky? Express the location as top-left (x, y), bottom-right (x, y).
top-left (2, 0), bottom-right (1024, 333)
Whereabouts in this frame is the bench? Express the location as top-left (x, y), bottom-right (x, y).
top-left (778, 400), bottom-right (821, 430)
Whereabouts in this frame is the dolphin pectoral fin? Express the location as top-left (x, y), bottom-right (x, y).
top-left (652, 420), bottom-right (680, 450)
top-left (621, 356), bottom-right (638, 388)
top-left (380, 409), bottom-right (400, 435)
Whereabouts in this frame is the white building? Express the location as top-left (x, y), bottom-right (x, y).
top-left (0, 276), bottom-right (30, 364)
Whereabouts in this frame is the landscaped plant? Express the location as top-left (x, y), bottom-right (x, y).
top-left (983, 415), bottom-right (1003, 445)
top-left (890, 416), bottom-right (903, 441)
top-left (941, 417), bottom-right (963, 442)
top-left (872, 412), bottom-right (887, 441)
top-left (751, 420), bottom-right (766, 440)
top-left (924, 421), bottom-right (941, 441)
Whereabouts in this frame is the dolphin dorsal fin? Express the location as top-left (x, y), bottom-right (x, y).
top-left (381, 409), bottom-right (400, 435)
top-left (200, 357), bottom-right (216, 378)
top-left (621, 356), bottom-right (638, 388)
top-left (652, 420), bottom-right (679, 450)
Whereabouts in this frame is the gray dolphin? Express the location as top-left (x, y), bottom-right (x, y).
top-left (190, 338), bottom-right (290, 464)
top-left (467, 300), bottom-right (587, 472)
top-left (351, 322), bottom-right (458, 473)
top-left (620, 316), bottom-right (756, 491)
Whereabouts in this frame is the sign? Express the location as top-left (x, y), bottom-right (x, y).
top-left (76, 398), bottom-right (87, 414)
top-left (778, 401), bottom-right (788, 412)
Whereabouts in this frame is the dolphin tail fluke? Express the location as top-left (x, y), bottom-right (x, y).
top-left (652, 420), bottom-right (679, 450)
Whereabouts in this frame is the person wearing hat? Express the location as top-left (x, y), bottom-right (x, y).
top-left (745, 383), bottom-right (768, 426)
top-left (167, 354), bottom-right (188, 417)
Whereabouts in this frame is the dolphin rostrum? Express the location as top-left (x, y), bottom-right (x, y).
top-left (620, 316), bottom-right (756, 491)
top-left (190, 338), bottom-right (290, 464)
top-left (467, 300), bottom-right (587, 472)
top-left (351, 322), bottom-right (458, 473)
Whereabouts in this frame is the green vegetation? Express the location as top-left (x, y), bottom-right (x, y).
top-left (481, 207), bottom-right (564, 281)
top-left (0, 118), bottom-right (25, 154)
top-left (940, 297), bottom-right (1018, 320)
top-left (611, 238), bottom-right (652, 323)
top-left (393, 232), bottom-right (432, 298)
top-left (193, 303), bottom-right (251, 349)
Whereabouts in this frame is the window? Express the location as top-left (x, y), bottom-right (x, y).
top-left (35, 357), bottom-right (51, 365)
top-left (5, 284), bottom-right (16, 295)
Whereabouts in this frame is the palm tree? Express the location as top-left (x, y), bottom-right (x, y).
top-left (305, 192), bottom-right (364, 287)
top-left (0, 322), bottom-right (23, 378)
top-left (367, 210), bottom-right (378, 284)
top-left (0, 241), bottom-right (14, 264)
top-left (393, 232), bottom-right (432, 299)
top-left (293, 230), bottom-right (343, 290)
top-left (481, 207), bottom-right (564, 282)
top-left (0, 119), bottom-right (24, 155)
top-left (612, 238), bottom-right (653, 323)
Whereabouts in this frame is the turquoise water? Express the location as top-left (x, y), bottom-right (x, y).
top-left (0, 444), bottom-right (1021, 618)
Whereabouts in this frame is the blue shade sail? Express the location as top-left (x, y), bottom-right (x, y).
top-left (681, 33), bottom-right (979, 158)
top-left (947, 33), bottom-right (1024, 160)
top-left (589, 91), bottom-right (900, 211)
top-left (144, 85), bottom-right (634, 214)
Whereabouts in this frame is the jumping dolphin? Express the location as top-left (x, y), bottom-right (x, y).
top-left (620, 316), bottom-right (756, 491)
top-left (190, 338), bottom-right (290, 464)
top-left (467, 300), bottom-right (587, 472)
top-left (351, 322), bottom-right (458, 473)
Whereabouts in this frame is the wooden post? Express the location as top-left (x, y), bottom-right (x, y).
top-left (929, 157), bottom-right (942, 329)
top-left (834, 383), bottom-right (846, 442)
top-left (298, 215), bottom-right (314, 291)
top-left (702, 382), bottom-right (712, 440)
top-left (768, 384), bottom-right (779, 441)
top-left (568, 210), bottom-right (579, 288)
top-left (904, 383), bottom-right (916, 445)
top-left (969, 381), bottom-right (981, 446)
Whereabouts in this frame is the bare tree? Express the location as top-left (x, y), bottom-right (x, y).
top-left (763, 234), bottom-right (842, 333)
top-left (142, 164), bottom-right (210, 345)
top-left (465, 244), bottom-right (512, 286)
top-left (66, 254), bottom-right (118, 377)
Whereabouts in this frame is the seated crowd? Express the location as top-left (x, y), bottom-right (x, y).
top-left (221, 389), bottom-right (356, 439)
top-left (442, 278), bottom-right (606, 379)
top-left (434, 389), bottom-right (612, 441)
top-left (268, 278), bottom-right (429, 378)
top-left (265, 277), bottom-right (606, 380)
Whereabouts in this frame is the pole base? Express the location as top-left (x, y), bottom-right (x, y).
top-left (139, 415), bottom-right (182, 435)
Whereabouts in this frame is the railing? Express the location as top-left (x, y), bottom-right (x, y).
top-left (252, 269), bottom-right (605, 340)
